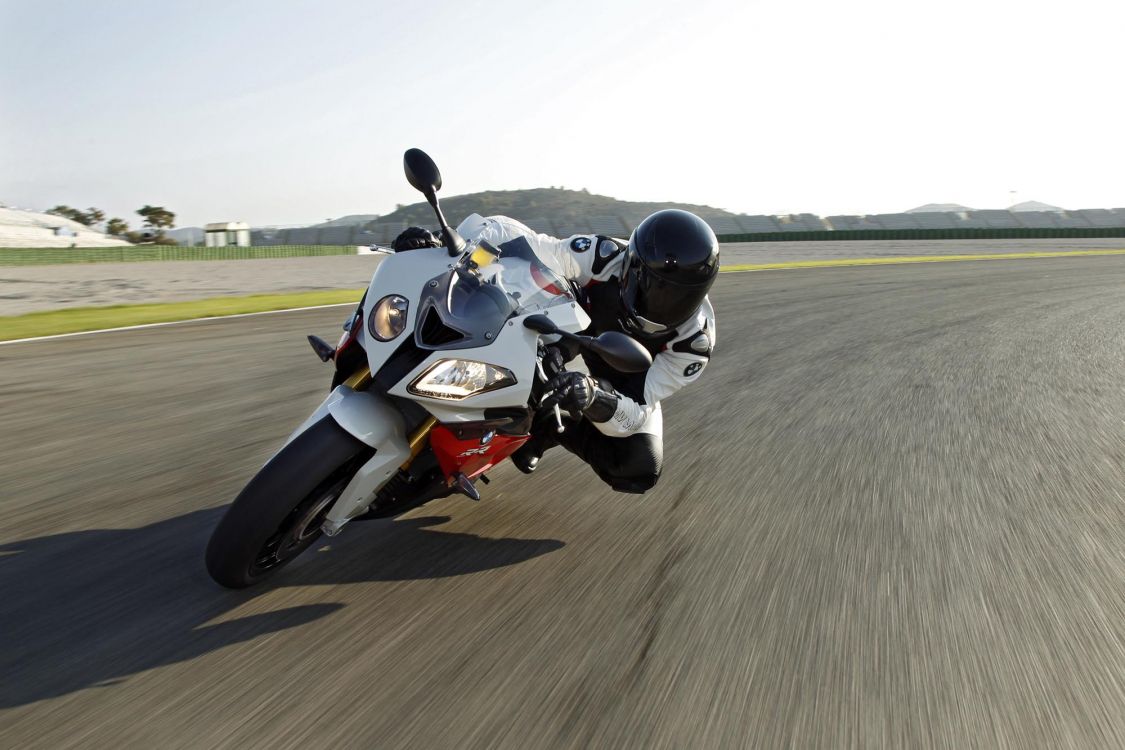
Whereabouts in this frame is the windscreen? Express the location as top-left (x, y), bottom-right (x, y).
top-left (413, 237), bottom-right (576, 350)
top-left (450, 238), bottom-right (574, 317)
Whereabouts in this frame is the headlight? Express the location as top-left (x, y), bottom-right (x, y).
top-left (369, 295), bottom-right (409, 342)
top-left (408, 359), bottom-right (516, 400)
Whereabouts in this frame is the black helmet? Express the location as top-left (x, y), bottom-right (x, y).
top-left (619, 209), bottom-right (719, 335)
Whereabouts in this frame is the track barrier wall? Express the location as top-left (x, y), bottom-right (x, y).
top-left (4, 227), bottom-right (1125, 266)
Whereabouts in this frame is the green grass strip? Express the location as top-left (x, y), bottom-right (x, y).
top-left (0, 288), bottom-right (367, 342)
top-left (716, 227), bottom-right (1125, 243)
top-left (720, 248), bottom-right (1125, 273)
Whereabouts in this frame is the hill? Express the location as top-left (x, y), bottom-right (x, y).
top-left (166, 190), bottom-right (739, 245)
top-left (363, 188), bottom-right (739, 230)
top-left (906, 203), bottom-right (975, 213)
top-left (1008, 201), bottom-right (1064, 212)
top-left (314, 214), bottom-right (381, 227)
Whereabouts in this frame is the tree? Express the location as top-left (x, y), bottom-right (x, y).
top-left (106, 218), bottom-right (129, 236)
top-left (47, 205), bottom-right (82, 223)
top-left (136, 205), bottom-right (175, 235)
top-left (84, 207), bottom-right (105, 226)
top-left (47, 205), bottom-right (106, 226)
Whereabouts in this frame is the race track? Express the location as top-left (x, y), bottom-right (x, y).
top-left (5, 237), bottom-right (1125, 315)
top-left (4, 255), bottom-right (1125, 748)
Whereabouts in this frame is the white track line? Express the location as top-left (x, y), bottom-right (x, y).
top-left (0, 302), bottom-right (357, 346)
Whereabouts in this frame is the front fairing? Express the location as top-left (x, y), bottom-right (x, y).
top-left (361, 245), bottom-right (452, 366)
top-left (388, 303), bottom-right (586, 423)
top-left (361, 246), bottom-right (591, 420)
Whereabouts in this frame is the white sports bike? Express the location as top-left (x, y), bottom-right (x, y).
top-left (205, 149), bottom-right (650, 588)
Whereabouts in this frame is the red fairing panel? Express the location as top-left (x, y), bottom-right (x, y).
top-left (430, 426), bottom-right (529, 479)
top-left (335, 312), bottom-right (362, 355)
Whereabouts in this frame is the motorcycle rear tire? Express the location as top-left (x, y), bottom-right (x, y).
top-left (205, 417), bottom-right (372, 588)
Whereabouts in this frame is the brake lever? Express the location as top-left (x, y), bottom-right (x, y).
top-left (536, 356), bottom-right (566, 434)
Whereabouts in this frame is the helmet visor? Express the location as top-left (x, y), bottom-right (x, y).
top-left (620, 256), bottom-right (712, 332)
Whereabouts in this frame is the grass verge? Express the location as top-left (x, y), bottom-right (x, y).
top-left (721, 248), bottom-right (1125, 272)
top-left (0, 288), bottom-right (366, 342)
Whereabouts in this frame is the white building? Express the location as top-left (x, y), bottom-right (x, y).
top-left (0, 206), bottom-right (130, 248)
top-left (204, 222), bottom-right (251, 247)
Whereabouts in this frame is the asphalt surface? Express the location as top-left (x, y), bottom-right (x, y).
top-left (4, 238), bottom-right (1125, 315)
top-left (0, 254), bottom-right (382, 316)
top-left (4, 255), bottom-right (1125, 748)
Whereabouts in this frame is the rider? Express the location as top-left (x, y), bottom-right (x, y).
top-left (392, 210), bottom-right (718, 494)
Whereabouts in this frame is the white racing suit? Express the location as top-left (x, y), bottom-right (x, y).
top-left (457, 214), bottom-right (716, 493)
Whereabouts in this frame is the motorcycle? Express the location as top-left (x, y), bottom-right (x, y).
top-left (205, 149), bottom-right (651, 588)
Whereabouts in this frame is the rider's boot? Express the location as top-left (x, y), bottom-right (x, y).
top-left (510, 411), bottom-right (563, 474)
top-left (511, 433), bottom-right (547, 474)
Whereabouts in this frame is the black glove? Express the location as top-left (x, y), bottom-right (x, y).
top-left (392, 227), bottom-right (442, 251)
top-left (542, 342), bottom-right (578, 378)
top-left (541, 371), bottom-right (619, 423)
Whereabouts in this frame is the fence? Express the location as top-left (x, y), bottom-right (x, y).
top-left (0, 245), bottom-right (357, 266)
top-left (5, 226), bottom-right (1125, 266)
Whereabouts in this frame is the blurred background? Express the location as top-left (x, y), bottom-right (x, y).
top-left (1, 0), bottom-right (1122, 248)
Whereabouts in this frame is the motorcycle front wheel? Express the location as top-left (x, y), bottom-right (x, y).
top-left (205, 417), bottom-right (372, 589)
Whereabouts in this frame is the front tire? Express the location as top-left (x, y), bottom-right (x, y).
top-left (205, 417), bottom-right (372, 588)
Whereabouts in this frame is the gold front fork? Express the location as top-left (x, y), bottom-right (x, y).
top-left (342, 366), bottom-right (372, 391)
top-left (341, 367), bottom-right (436, 470)
top-left (401, 416), bottom-right (438, 469)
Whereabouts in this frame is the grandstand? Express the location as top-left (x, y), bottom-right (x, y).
top-left (777, 214), bottom-right (828, 232)
top-left (910, 212), bottom-right (959, 229)
top-left (964, 210), bottom-right (1022, 229)
top-left (736, 215), bottom-right (781, 233)
top-left (869, 213), bottom-right (922, 230)
top-left (316, 225), bottom-right (357, 246)
top-left (285, 227), bottom-right (320, 245)
top-left (1011, 211), bottom-right (1060, 228)
top-left (0, 206), bottom-right (129, 248)
top-left (704, 216), bottom-right (744, 235)
top-left (1078, 209), bottom-right (1121, 227)
top-left (587, 215), bottom-right (628, 236)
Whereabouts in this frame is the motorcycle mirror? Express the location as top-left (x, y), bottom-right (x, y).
top-left (522, 314), bottom-right (560, 335)
top-left (404, 148), bottom-right (464, 256)
top-left (584, 331), bottom-right (652, 373)
top-left (403, 148), bottom-right (442, 196)
top-left (524, 316), bottom-right (651, 373)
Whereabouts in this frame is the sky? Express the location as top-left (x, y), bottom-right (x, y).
top-left (1, 0), bottom-right (1122, 228)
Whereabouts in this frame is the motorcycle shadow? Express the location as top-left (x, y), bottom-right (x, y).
top-left (0, 506), bottom-right (563, 709)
